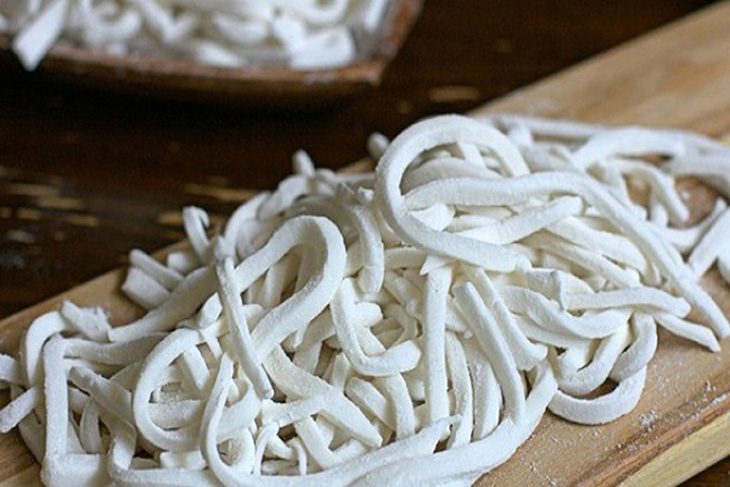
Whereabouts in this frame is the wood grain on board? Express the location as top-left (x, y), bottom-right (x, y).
top-left (2, 1), bottom-right (730, 485)
top-left (476, 2), bottom-right (730, 484)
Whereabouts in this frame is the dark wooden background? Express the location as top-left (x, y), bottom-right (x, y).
top-left (0, 1), bottom-right (726, 484)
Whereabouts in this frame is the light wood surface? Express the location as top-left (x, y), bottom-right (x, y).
top-left (622, 413), bottom-right (730, 487)
top-left (474, 2), bottom-right (730, 484)
top-left (1, 1), bottom-right (730, 485)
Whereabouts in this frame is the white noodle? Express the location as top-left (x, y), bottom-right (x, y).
top-left (3, 0), bottom-right (394, 71)
top-left (1, 114), bottom-right (729, 485)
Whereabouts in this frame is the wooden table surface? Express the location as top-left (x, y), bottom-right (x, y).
top-left (0, 1), bottom-right (727, 485)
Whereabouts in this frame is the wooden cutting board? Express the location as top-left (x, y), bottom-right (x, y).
top-left (2, 2), bottom-right (730, 485)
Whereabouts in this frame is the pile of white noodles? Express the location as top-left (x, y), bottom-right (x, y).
top-left (1, 114), bottom-right (729, 486)
top-left (1, 0), bottom-right (389, 71)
